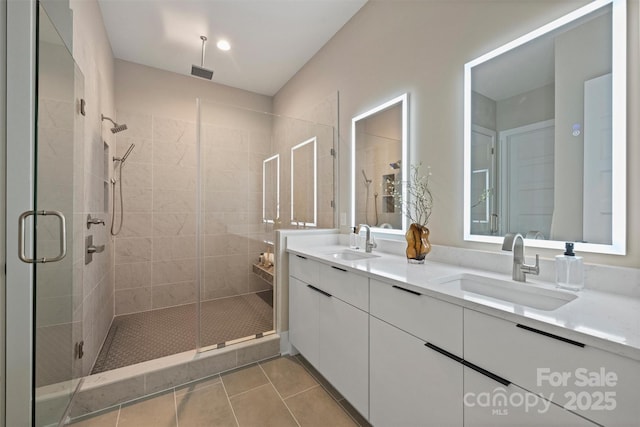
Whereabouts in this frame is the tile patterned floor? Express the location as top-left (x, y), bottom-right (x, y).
top-left (92, 292), bottom-right (273, 373)
top-left (70, 355), bottom-right (370, 427)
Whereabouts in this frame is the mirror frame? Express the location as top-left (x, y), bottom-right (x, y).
top-left (463, 0), bottom-right (626, 255)
top-left (351, 93), bottom-right (409, 235)
top-left (291, 137), bottom-right (317, 227)
top-left (262, 154), bottom-right (280, 224)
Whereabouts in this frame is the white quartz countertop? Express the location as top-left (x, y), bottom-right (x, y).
top-left (287, 242), bottom-right (640, 362)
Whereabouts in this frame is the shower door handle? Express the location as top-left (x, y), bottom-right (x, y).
top-left (18, 210), bottom-right (67, 263)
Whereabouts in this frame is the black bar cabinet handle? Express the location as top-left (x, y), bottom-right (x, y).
top-left (295, 254), bottom-right (307, 260)
top-left (392, 285), bottom-right (421, 296)
top-left (462, 360), bottom-right (511, 387)
top-left (307, 284), bottom-right (332, 298)
top-left (331, 266), bottom-right (347, 272)
top-left (425, 342), bottom-right (463, 364)
top-left (425, 342), bottom-right (511, 387)
top-left (516, 324), bottom-right (585, 348)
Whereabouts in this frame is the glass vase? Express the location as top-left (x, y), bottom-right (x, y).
top-left (405, 223), bottom-right (431, 264)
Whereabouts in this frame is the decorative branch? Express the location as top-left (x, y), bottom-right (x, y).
top-left (393, 163), bottom-right (433, 227)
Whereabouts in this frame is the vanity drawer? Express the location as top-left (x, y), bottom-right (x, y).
top-left (318, 263), bottom-right (368, 311)
top-left (464, 309), bottom-right (640, 427)
top-left (370, 279), bottom-right (462, 354)
top-left (289, 253), bottom-right (319, 285)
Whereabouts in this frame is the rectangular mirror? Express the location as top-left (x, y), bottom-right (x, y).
top-left (464, 0), bottom-right (626, 254)
top-left (263, 154), bottom-right (279, 223)
top-left (351, 93), bottom-right (408, 234)
top-left (291, 137), bottom-right (317, 226)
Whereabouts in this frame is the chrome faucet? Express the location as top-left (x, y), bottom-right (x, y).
top-left (502, 233), bottom-right (539, 282)
top-left (358, 224), bottom-right (377, 253)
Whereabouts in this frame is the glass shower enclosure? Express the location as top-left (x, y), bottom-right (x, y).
top-left (196, 99), bottom-right (335, 351)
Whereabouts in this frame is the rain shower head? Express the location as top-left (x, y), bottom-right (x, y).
top-left (389, 160), bottom-right (401, 170)
top-left (191, 35), bottom-right (214, 80)
top-left (101, 114), bottom-right (128, 134)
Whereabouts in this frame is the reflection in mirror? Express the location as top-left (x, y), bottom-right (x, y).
top-left (263, 154), bottom-right (279, 223)
top-left (351, 93), bottom-right (408, 234)
top-left (464, 0), bottom-right (626, 254)
top-left (291, 137), bottom-right (317, 226)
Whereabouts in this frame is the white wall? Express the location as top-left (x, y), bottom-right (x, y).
top-left (274, 0), bottom-right (640, 268)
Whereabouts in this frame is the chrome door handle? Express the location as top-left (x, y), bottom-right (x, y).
top-left (18, 210), bottom-right (67, 263)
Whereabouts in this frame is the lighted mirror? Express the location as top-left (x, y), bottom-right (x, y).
top-left (263, 154), bottom-right (280, 223)
top-left (351, 93), bottom-right (408, 234)
top-left (291, 137), bottom-right (317, 226)
top-left (464, 0), bottom-right (626, 254)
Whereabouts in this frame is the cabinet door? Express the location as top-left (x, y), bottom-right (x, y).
top-left (319, 296), bottom-right (369, 418)
top-left (370, 279), bottom-right (462, 353)
top-left (464, 367), bottom-right (598, 427)
top-left (464, 309), bottom-right (640, 427)
top-left (289, 277), bottom-right (320, 367)
top-left (289, 254), bottom-right (320, 285)
top-left (370, 317), bottom-right (463, 427)
top-left (318, 263), bottom-right (368, 310)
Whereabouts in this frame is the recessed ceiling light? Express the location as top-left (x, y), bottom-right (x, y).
top-left (217, 40), bottom-right (231, 51)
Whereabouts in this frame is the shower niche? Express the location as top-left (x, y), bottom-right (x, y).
top-left (382, 173), bottom-right (397, 213)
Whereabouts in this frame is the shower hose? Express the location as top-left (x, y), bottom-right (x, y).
top-left (111, 162), bottom-right (124, 236)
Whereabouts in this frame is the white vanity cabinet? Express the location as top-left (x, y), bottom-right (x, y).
top-left (289, 277), bottom-right (320, 366)
top-left (464, 366), bottom-right (598, 426)
top-left (369, 279), bottom-right (464, 426)
top-left (288, 254), bottom-right (369, 418)
top-left (464, 309), bottom-right (640, 427)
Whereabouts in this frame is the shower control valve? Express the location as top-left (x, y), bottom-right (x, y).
top-left (87, 214), bottom-right (106, 229)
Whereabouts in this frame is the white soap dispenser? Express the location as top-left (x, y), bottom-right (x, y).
top-left (555, 242), bottom-right (584, 291)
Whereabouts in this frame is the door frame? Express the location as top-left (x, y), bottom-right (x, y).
top-left (5, 0), bottom-right (37, 425)
top-left (498, 119), bottom-right (555, 236)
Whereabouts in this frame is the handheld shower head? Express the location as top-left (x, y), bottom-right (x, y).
top-left (113, 143), bottom-right (135, 164)
top-left (362, 169), bottom-right (372, 185)
top-left (101, 114), bottom-right (128, 134)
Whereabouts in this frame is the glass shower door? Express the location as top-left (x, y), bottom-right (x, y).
top-left (196, 99), bottom-right (335, 351)
top-left (31, 5), bottom-right (84, 425)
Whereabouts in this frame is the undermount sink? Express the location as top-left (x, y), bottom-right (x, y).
top-left (439, 273), bottom-right (577, 311)
top-left (328, 250), bottom-right (381, 261)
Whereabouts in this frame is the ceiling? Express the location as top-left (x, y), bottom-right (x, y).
top-left (98, 0), bottom-right (367, 96)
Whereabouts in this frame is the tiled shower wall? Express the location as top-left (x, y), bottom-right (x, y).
top-left (113, 111), bottom-right (198, 315)
top-left (113, 108), bottom-right (274, 315)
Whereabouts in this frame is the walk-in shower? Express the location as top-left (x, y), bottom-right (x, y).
top-left (90, 100), bottom-right (336, 376)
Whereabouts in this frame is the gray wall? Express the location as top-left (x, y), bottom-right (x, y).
top-left (273, 0), bottom-right (640, 268)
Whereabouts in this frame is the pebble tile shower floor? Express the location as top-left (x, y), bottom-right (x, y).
top-left (72, 355), bottom-right (369, 427)
top-left (92, 291), bottom-right (273, 373)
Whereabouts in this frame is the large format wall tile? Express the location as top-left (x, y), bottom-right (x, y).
top-left (115, 287), bottom-right (152, 315)
top-left (115, 262), bottom-right (151, 290)
top-left (115, 238), bottom-right (152, 264)
top-left (152, 258), bottom-right (196, 286)
top-left (151, 281), bottom-right (196, 309)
